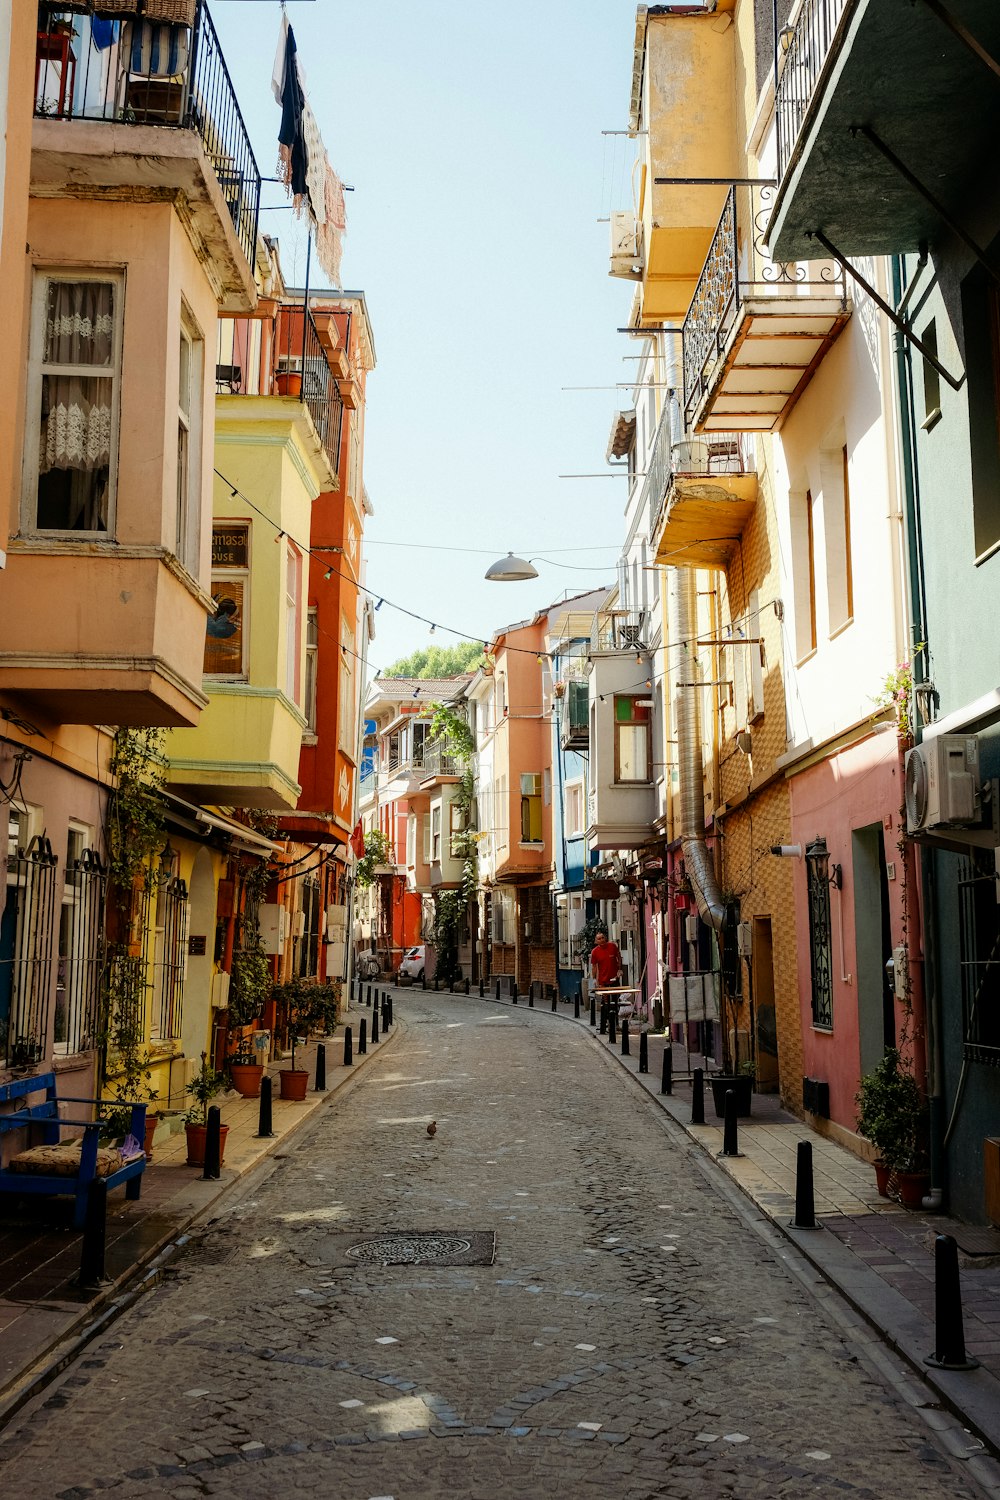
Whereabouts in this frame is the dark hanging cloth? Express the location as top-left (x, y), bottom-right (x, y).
top-left (277, 24), bottom-right (308, 205)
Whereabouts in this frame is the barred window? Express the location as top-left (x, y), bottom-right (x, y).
top-left (807, 858), bottom-right (833, 1029)
top-left (299, 878), bottom-right (321, 978)
top-left (2, 817), bottom-right (57, 1068)
top-left (54, 832), bottom-right (106, 1055)
top-left (152, 864), bottom-right (188, 1042)
top-left (958, 851), bottom-right (1000, 1064)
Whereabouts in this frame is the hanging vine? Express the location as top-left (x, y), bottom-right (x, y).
top-left (428, 704), bottom-right (478, 983)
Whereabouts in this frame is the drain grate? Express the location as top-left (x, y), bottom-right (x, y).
top-left (325, 1230), bottom-right (496, 1268)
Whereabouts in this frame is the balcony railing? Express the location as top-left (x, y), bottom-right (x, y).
top-left (648, 426), bottom-right (751, 548)
top-left (275, 308), bottom-right (345, 476)
top-left (682, 183), bottom-right (846, 429)
top-left (35, 1), bottom-right (260, 267)
top-left (593, 610), bottom-right (646, 655)
top-left (775, 0), bottom-right (851, 181)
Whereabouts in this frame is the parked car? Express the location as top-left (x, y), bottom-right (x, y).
top-left (397, 945), bottom-right (430, 983)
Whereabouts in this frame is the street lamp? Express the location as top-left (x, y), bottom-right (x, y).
top-left (484, 552), bottom-right (539, 582)
top-left (805, 837), bottom-right (842, 890)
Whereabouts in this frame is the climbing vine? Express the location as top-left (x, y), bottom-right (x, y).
top-left (428, 705), bottom-right (478, 983)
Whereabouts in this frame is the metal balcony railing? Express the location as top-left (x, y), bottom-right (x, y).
top-left (775, 0), bottom-right (852, 181)
top-left (682, 183), bottom-right (845, 429)
top-left (648, 424), bottom-right (751, 547)
top-left (593, 610), bottom-right (646, 655)
top-left (274, 308), bottom-right (345, 476)
top-left (34, 2), bottom-right (260, 268)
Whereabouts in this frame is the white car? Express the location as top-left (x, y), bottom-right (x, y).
top-left (397, 945), bottom-right (430, 982)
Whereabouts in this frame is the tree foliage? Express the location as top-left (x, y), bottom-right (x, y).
top-left (382, 642), bottom-right (485, 679)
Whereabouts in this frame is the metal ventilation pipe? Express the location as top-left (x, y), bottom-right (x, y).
top-left (669, 567), bottom-right (725, 930)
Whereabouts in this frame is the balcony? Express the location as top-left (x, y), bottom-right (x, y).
top-left (683, 184), bottom-right (849, 434)
top-left (592, 610), bottom-right (647, 657)
top-left (648, 417), bottom-right (758, 569)
top-left (33, 2), bottom-right (259, 309)
top-left (768, 0), bottom-right (1000, 263)
top-left (416, 740), bottom-right (462, 786)
top-left (557, 679), bottom-right (589, 750)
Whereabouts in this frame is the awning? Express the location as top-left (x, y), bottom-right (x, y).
top-left (160, 790), bottom-right (278, 858)
top-left (606, 408), bottom-right (636, 461)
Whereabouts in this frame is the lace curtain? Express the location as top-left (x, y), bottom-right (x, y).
top-left (39, 281), bottom-right (114, 477)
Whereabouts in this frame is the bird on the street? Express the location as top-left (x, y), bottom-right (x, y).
top-left (426, 1120), bottom-right (437, 1137)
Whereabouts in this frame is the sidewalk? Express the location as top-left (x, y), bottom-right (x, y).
top-left (472, 983), bottom-right (1000, 1462)
top-left (0, 1001), bottom-right (398, 1421)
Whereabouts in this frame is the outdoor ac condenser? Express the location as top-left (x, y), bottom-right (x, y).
top-left (904, 735), bottom-right (980, 834)
top-left (610, 210), bottom-right (638, 274)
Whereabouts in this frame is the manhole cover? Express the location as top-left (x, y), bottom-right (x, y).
top-left (323, 1230), bottom-right (496, 1268)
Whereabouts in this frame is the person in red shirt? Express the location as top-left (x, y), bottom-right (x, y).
top-left (590, 929), bottom-right (622, 988)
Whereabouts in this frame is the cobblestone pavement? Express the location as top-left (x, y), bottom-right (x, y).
top-left (0, 993), bottom-right (984, 1498)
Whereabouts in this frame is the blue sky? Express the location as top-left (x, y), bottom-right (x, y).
top-left (211, 0), bottom-right (642, 670)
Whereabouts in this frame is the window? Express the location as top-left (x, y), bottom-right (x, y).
top-left (151, 853), bottom-right (188, 1042)
top-left (520, 773), bottom-right (543, 843)
top-left (565, 779), bottom-right (585, 838)
top-left (413, 720), bottom-right (429, 766)
top-left (958, 851), bottom-right (1000, 1063)
top-left (422, 814), bottom-right (431, 863)
top-left (789, 485), bottom-right (818, 660)
top-left (176, 312), bottom-right (203, 574)
top-left (285, 545), bottom-right (302, 702)
top-left (24, 271), bottom-right (123, 535)
top-left (747, 591), bottom-right (765, 721)
top-left (54, 825), bottom-right (105, 1056)
top-left (298, 879), bottom-right (321, 978)
top-left (819, 432), bottom-right (854, 635)
top-left (205, 523), bottom-right (249, 677)
top-left (406, 814), bottom-right (417, 869)
top-left (921, 319), bottom-right (941, 426)
top-left (806, 852), bottom-right (834, 1030)
top-left (431, 805), bottom-right (442, 863)
top-left (614, 696), bottom-right (652, 783)
top-left (492, 886), bottom-right (515, 945)
top-left (339, 614), bottom-right (355, 752)
top-left (304, 608), bottom-right (319, 736)
top-left (496, 774), bottom-right (508, 849)
top-left (449, 801), bottom-right (467, 858)
top-left (806, 490), bottom-right (818, 652)
top-left (2, 810), bottom-right (57, 1068)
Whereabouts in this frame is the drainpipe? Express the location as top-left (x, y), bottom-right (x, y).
top-left (668, 568), bottom-right (725, 931)
top-left (890, 255), bottom-right (943, 1211)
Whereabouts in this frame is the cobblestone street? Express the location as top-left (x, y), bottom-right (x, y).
top-left (0, 994), bottom-right (984, 1499)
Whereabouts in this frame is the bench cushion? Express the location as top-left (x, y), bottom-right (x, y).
top-left (8, 1142), bottom-right (140, 1178)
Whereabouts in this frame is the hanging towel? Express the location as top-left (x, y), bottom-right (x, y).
top-left (276, 23), bottom-right (308, 207)
top-left (91, 18), bottom-right (119, 49)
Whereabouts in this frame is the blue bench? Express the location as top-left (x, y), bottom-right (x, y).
top-left (0, 1073), bottom-right (147, 1229)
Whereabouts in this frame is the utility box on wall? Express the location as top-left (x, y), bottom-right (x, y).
top-left (259, 903), bottom-right (289, 955)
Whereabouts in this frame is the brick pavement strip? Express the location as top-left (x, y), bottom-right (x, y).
top-left (0, 992), bottom-right (986, 1499)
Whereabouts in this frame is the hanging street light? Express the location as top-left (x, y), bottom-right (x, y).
top-left (484, 552), bottom-right (539, 582)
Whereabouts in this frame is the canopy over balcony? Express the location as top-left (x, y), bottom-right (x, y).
top-left (767, 0), bottom-right (1000, 263)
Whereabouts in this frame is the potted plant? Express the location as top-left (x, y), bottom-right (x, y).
top-left (228, 943), bottom-right (271, 1029)
top-left (184, 1053), bottom-right (229, 1167)
top-left (228, 1034), bottom-right (265, 1098)
top-left (271, 976), bottom-right (318, 1100)
top-left (709, 1058), bottom-right (755, 1119)
top-left (855, 1047), bottom-right (927, 1205)
top-left (274, 368), bottom-right (302, 397)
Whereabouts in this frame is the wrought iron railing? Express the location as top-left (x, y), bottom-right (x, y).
top-left (1, 836), bottom-right (58, 1068)
top-left (54, 847), bottom-right (107, 1056)
top-left (775, 0), bottom-right (852, 181)
top-left (682, 183), bottom-right (846, 428)
top-left (648, 424), bottom-right (751, 548)
top-left (302, 309), bottom-right (345, 475)
top-left (34, 2), bottom-right (260, 268)
top-left (153, 877), bottom-right (188, 1042)
top-left (593, 609), bottom-right (646, 655)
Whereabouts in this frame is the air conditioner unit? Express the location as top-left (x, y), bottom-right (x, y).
top-left (736, 921), bottom-right (753, 958)
top-left (609, 210), bottom-right (639, 275)
top-left (904, 735), bottom-right (980, 834)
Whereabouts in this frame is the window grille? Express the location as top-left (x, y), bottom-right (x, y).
top-left (154, 877), bottom-right (188, 1042)
top-left (1, 835), bottom-right (58, 1067)
top-left (55, 847), bottom-right (107, 1056)
top-left (958, 852), bottom-right (1000, 1065)
top-left (299, 879), bottom-right (321, 978)
top-left (806, 857), bottom-right (833, 1029)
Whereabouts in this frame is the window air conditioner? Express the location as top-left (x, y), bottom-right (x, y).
top-left (904, 735), bottom-right (980, 834)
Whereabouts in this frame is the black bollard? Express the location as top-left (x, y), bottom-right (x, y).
top-left (621, 1016), bottom-right (630, 1056)
top-left (366, 983), bottom-right (373, 1008)
top-left (574, 992), bottom-right (581, 1020)
top-left (791, 1140), bottom-right (817, 1228)
top-left (638, 1030), bottom-right (648, 1074)
top-left (720, 1090), bottom-right (742, 1158)
top-left (359, 1016), bottom-right (367, 1054)
top-left (599, 1000), bottom-right (607, 1035)
top-left (202, 1105), bottom-right (222, 1181)
top-left (343, 1025), bottom-right (353, 1066)
top-left (464, 978), bottom-right (470, 995)
top-left (76, 1178), bottom-right (110, 1291)
top-left (255, 1075), bottom-right (275, 1138)
top-left (590, 993), bottom-right (597, 1028)
top-left (661, 1044), bottom-right (673, 1096)
top-left (528, 987), bottom-right (534, 1008)
top-left (513, 980), bottom-right (519, 1003)
top-left (609, 1008), bottom-right (617, 1046)
top-left (421, 973), bottom-right (426, 990)
top-left (925, 1234), bottom-right (980, 1369)
top-left (388, 994), bottom-right (394, 1026)
top-left (479, 978), bottom-right (485, 997)
top-left (315, 1042), bottom-right (327, 1092)
top-left (496, 979), bottom-right (501, 1000)
top-left (691, 1067), bottom-right (705, 1125)
top-left (551, 991), bottom-right (557, 1013)
top-left (381, 1000), bottom-right (389, 1034)
top-left (371, 1006), bottom-right (379, 1043)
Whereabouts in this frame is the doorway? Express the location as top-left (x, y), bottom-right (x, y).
top-left (853, 824), bottom-right (895, 1079)
top-left (752, 916), bottom-right (779, 1092)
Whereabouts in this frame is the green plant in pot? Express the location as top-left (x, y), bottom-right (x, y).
top-left (855, 1047), bottom-right (927, 1204)
top-left (184, 1053), bottom-right (229, 1167)
top-left (271, 975), bottom-right (318, 1100)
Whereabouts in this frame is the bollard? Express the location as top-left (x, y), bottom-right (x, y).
top-left (388, 994), bottom-right (394, 1026)
top-left (720, 1090), bottom-right (742, 1158)
top-left (638, 1030), bottom-right (648, 1074)
top-left (359, 1016), bottom-right (367, 1055)
top-left (366, 983), bottom-right (373, 1008)
top-left (621, 1016), bottom-right (630, 1056)
top-left (661, 1044), bottom-right (673, 1096)
top-left (609, 1008), bottom-right (617, 1046)
top-left (691, 1067), bottom-right (705, 1125)
top-left (202, 1105), bottom-right (221, 1181)
top-left (496, 979), bottom-right (501, 1000)
top-left (315, 1042), bottom-right (327, 1092)
top-left (371, 1006), bottom-right (379, 1043)
top-left (479, 978), bottom-right (485, 997)
top-left (574, 992), bottom-right (581, 1020)
top-left (343, 1025), bottom-right (353, 1066)
top-left (551, 991), bottom-right (557, 1013)
top-left (590, 993), bottom-right (597, 1028)
top-left (791, 1140), bottom-right (817, 1228)
top-left (512, 981), bottom-right (519, 1003)
top-left (464, 978), bottom-right (470, 995)
top-left (381, 1000), bottom-right (389, 1035)
top-left (599, 1000), bottom-right (607, 1035)
top-left (422, 973), bottom-right (427, 990)
top-left (925, 1234), bottom-right (980, 1369)
top-left (76, 1179), bottom-right (111, 1291)
top-left (255, 1075), bottom-right (275, 1138)
top-left (528, 987), bottom-right (534, 1008)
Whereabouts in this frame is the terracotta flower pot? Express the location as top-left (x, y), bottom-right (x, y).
top-left (229, 1062), bottom-right (264, 1098)
top-left (896, 1170), bottom-right (930, 1210)
top-left (144, 1113), bottom-right (158, 1161)
top-left (185, 1121), bottom-right (230, 1168)
top-left (279, 1068), bottom-right (309, 1101)
top-left (274, 370), bottom-right (302, 397)
top-left (873, 1160), bottom-right (893, 1198)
